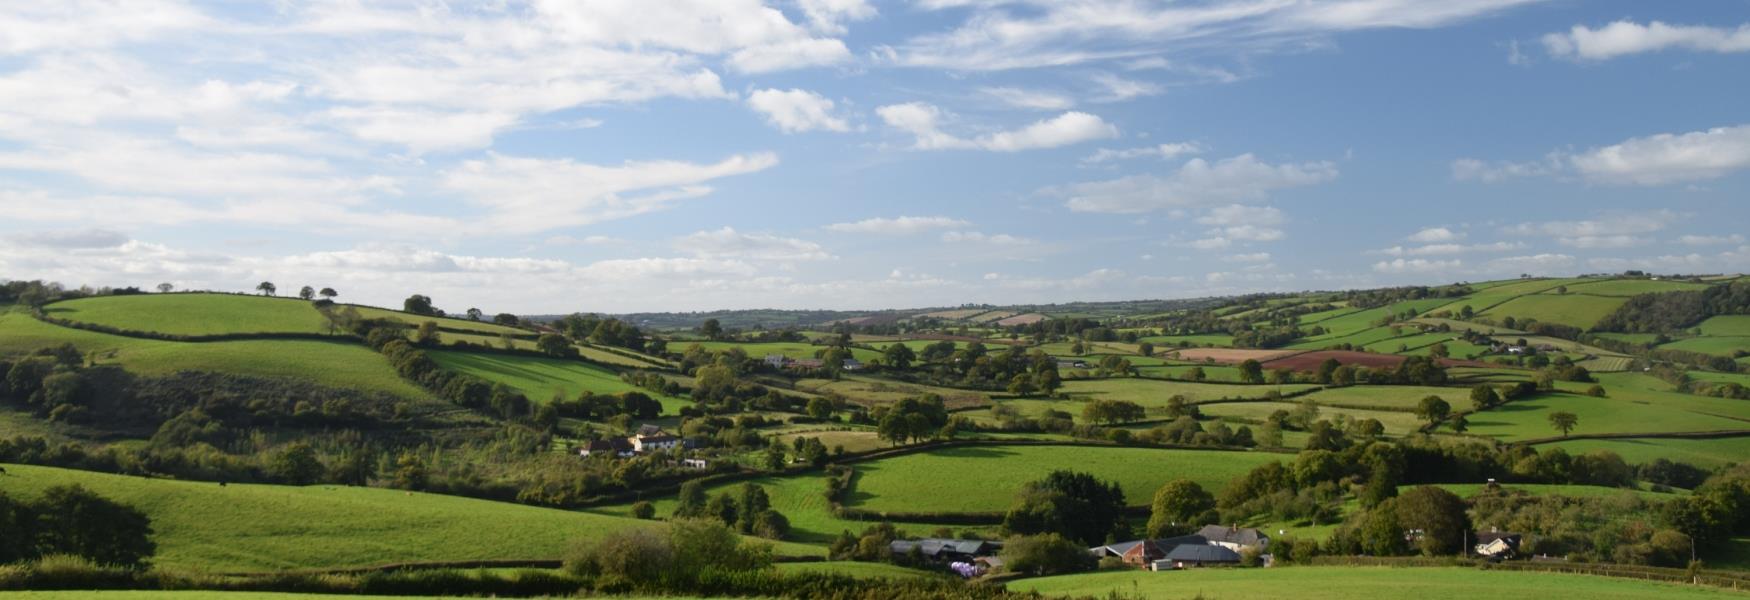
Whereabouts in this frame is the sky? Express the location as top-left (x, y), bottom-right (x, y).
top-left (1, 1), bottom-right (1747, 314)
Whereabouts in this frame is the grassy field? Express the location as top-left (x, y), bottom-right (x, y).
top-left (1428, 277), bottom-right (1591, 316)
top-left (1408, 317), bottom-right (1526, 335)
top-left (427, 350), bottom-right (685, 411)
top-left (348, 306), bottom-right (526, 335)
top-left (1658, 336), bottom-right (1750, 358)
top-left (596, 470), bottom-right (943, 545)
top-left (1197, 401), bottom-right (1427, 435)
top-left (44, 293), bottom-right (332, 336)
top-left (1698, 315), bottom-right (1750, 337)
top-left (1463, 393), bottom-right (1748, 442)
top-left (1138, 334), bottom-right (1236, 347)
top-left (846, 445), bottom-right (1280, 513)
top-left (1297, 385), bottom-right (1471, 411)
top-left (0, 311), bottom-right (425, 398)
top-left (1540, 437), bottom-right (1750, 469)
top-left (793, 376), bottom-right (989, 408)
top-left (1478, 293), bottom-right (1626, 330)
top-left (0, 464), bottom-right (816, 572)
top-left (686, 341), bottom-right (882, 363)
top-left (1011, 566), bottom-right (1742, 599)
top-left (1561, 278), bottom-right (1714, 296)
top-left (1062, 378), bottom-right (1319, 407)
top-left (0, 592), bottom-right (719, 599)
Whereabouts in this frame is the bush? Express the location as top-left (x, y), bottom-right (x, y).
top-left (631, 501), bottom-right (656, 520)
top-left (999, 533), bottom-right (1094, 576)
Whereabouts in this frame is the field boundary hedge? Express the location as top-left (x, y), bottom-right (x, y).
top-left (1300, 555), bottom-right (1750, 590)
top-left (32, 310), bottom-right (357, 343)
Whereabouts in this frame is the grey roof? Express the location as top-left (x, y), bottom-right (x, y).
top-left (1197, 525), bottom-right (1268, 546)
top-left (1164, 544), bottom-right (1241, 563)
top-left (1475, 532), bottom-right (1522, 546)
top-left (890, 538), bottom-right (997, 557)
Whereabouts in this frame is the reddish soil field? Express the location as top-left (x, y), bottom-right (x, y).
top-left (996, 313), bottom-right (1047, 326)
top-left (1165, 348), bottom-right (1296, 363)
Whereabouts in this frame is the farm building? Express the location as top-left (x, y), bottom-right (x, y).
top-left (1090, 534), bottom-right (1209, 567)
top-left (630, 426), bottom-right (680, 453)
top-left (1197, 525), bottom-right (1270, 551)
top-left (578, 438), bottom-right (634, 458)
top-left (1474, 530), bottom-right (1523, 560)
top-left (888, 539), bottom-right (1001, 563)
top-left (1160, 544), bottom-right (1241, 569)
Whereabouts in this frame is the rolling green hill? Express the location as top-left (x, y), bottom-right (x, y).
top-left (44, 293), bottom-right (332, 336)
top-left (426, 350), bottom-right (686, 411)
top-left (1012, 566), bottom-right (1739, 599)
top-left (0, 464), bottom-right (815, 573)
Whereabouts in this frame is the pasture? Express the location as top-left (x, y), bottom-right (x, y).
top-left (1462, 392), bottom-right (1748, 442)
top-left (1137, 333), bottom-right (1236, 347)
top-left (0, 464), bottom-right (817, 573)
top-left (793, 376), bottom-right (989, 409)
top-left (348, 306), bottom-right (527, 336)
top-left (1408, 317), bottom-right (1525, 335)
top-left (684, 341), bottom-right (882, 363)
top-left (1540, 436), bottom-right (1750, 469)
top-left (0, 311), bottom-right (425, 398)
top-left (1477, 293), bottom-right (1626, 330)
top-left (1161, 348), bottom-right (1293, 363)
top-left (44, 293), bottom-right (331, 336)
top-left (1658, 336), bottom-right (1750, 357)
top-left (1698, 315), bottom-right (1750, 337)
top-left (1061, 378), bottom-right (1319, 407)
top-left (1561, 278), bottom-right (1714, 296)
top-left (1298, 385), bottom-right (1470, 410)
top-left (1197, 401), bottom-right (1427, 435)
top-left (427, 350), bottom-right (686, 411)
top-left (1010, 566), bottom-right (1741, 599)
top-left (845, 445), bottom-right (1280, 514)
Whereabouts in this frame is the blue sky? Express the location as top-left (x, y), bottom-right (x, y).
top-left (1, 1), bottom-right (1747, 313)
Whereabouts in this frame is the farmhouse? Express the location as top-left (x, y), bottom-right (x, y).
top-left (1473, 530), bottom-right (1523, 560)
top-left (631, 426), bottom-right (681, 453)
top-left (1197, 525), bottom-right (1269, 551)
top-left (842, 358), bottom-right (864, 371)
top-left (888, 539), bottom-right (1001, 563)
top-left (1090, 534), bottom-right (1209, 567)
top-left (763, 354), bottom-right (788, 368)
top-left (1052, 357), bottom-right (1090, 369)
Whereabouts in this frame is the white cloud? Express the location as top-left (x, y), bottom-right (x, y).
top-left (1224, 252), bottom-right (1271, 263)
top-left (1082, 142), bottom-right (1204, 164)
top-left (1372, 242), bottom-right (1523, 256)
top-left (878, 103), bottom-right (1118, 152)
top-left (675, 227), bottom-right (833, 261)
top-left (796, 0), bottom-right (877, 34)
top-left (3, 228), bottom-right (129, 249)
top-left (1543, 20), bottom-right (1750, 61)
top-left (746, 88), bottom-right (852, 133)
top-left (1089, 72), bottom-right (1162, 102)
top-left (1407, 227), bottom-right (1463, 243)
top-left (1504, 210), bottom-right (1678, 249)
top-left (891, 0), bottom-right (1545, 71)
top-left (1058, 154), bottom-right (1338, 213)
top-left (1183, 237), bottom-right (1230, 250)
top-left (440, 152), bottom-right (779, 234)
top-left (1586, 254), bottom-right (1709, 272)
top-left (325, 107), bottom-right (518, 154)
top-left (1567, 124), bottom-right (1750, 185)
top-left (1486, 253), bottom-right (1577, 274)
top-left (941, 231), bottom-right (1034, 245)
top-left (1372, 258), bottom-right (1463, 274)
top-left (1197, 205), bottom-right (1284, 227)
top-left (0, 1), bottom-right (210, 55)
top-left (1457, 125), bottom-right (1750, 186)
top-left (824, 216), bottom-right (970, 235)
top-left (1677, 234), bottom-right (1746, 246)
top-left (980, 87), bottom-right (1076, 111)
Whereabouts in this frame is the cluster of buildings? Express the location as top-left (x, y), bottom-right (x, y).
top-left (763, 354), bottom-right (863, 371)
top-left (1091, 525), bottom-right (1271, 571)
top-left (577, 424), bottom-right (684, 459)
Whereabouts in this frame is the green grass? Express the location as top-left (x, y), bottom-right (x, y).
top-left (1698, 315), bottom-right (1750, 337)
top-left (1137, 365), bottom-right (1245, 382)
top-left (0, 312), bottom-right (425, 398)
top-left (0, 464), bottom-right (816, 573)
top-left (0, 592), bottom-right (717, 599)
top-left (1561, 278), bottom-right (1714, 296)
top-left (1658, 336), bottom-right (1750, 358)
top-left (597, 471), bottom-right (885, 545)
top-left (1464, 392), bottom-right (1748, 442)
top-left (846, 445), bottom-right (1280, 513)
top-left (1010, 566), bottom-right (1742, 599)
top-left (794, 375), bottom-right (990, 408)
top-left (348, 306), bottom-right (526, 335)
top-left (427, 350), bottom-right (685, 411)
top-left (685, 341), bottom-right (882, 363)
top-left (1428, 277), bottom-right (1594, 317)
top-left (44, 294), bottom-right (333, 336)
top-left (1297, 386), bottom-right (1471, 411)
top-left (1293, 325), bottom-right (1420, 350)
top-left (1408, 317), bottom-right (1526, 335)
top-left (1197, 401), bottom-right (1428, 435)
top-left (1592, 332), bottom-right (1664, 345)
top-left (1137, 334), bottom-right (1235, 347)
top-left (1540, 437), bottom-right (1750, 469)
top-left (1062, 378), bottom-right (1318, 408)
top-left (1478, 293), bottom-right (1626, 330)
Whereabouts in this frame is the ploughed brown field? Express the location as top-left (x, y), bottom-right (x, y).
top-left (1164, 348), bottom-right (1296, 363)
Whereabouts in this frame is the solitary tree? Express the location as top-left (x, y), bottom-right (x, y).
top-left (1138, 342), bottom-right (1154, 358)
top-left (466, 308), bottom-right (484, 321)
top-left (700, 318), bottom-right (724, 341)
top-left (155, 282), bottom-right (173, 293)
top-left (318, 287), bottom-right (338, 299)
top-left (883, 343), bottom-right (916, 370)
top-left (256, 281), bottom-right (277, 296)
top-left (1415, 396), bottom-right (1451, 427)
top-left (298, 285), bottom-right (315, 300)
top-left (1238, 359), bottom-right (1265, 384)
top-left (1469, 385), bottom-right (1499, 411)
top-left (404, 294), bottom-right (436, 315)
top-left (1147, 479), bottom-right (1214, 537)
top-left (1548, 411), bottom-right (1579, 437)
